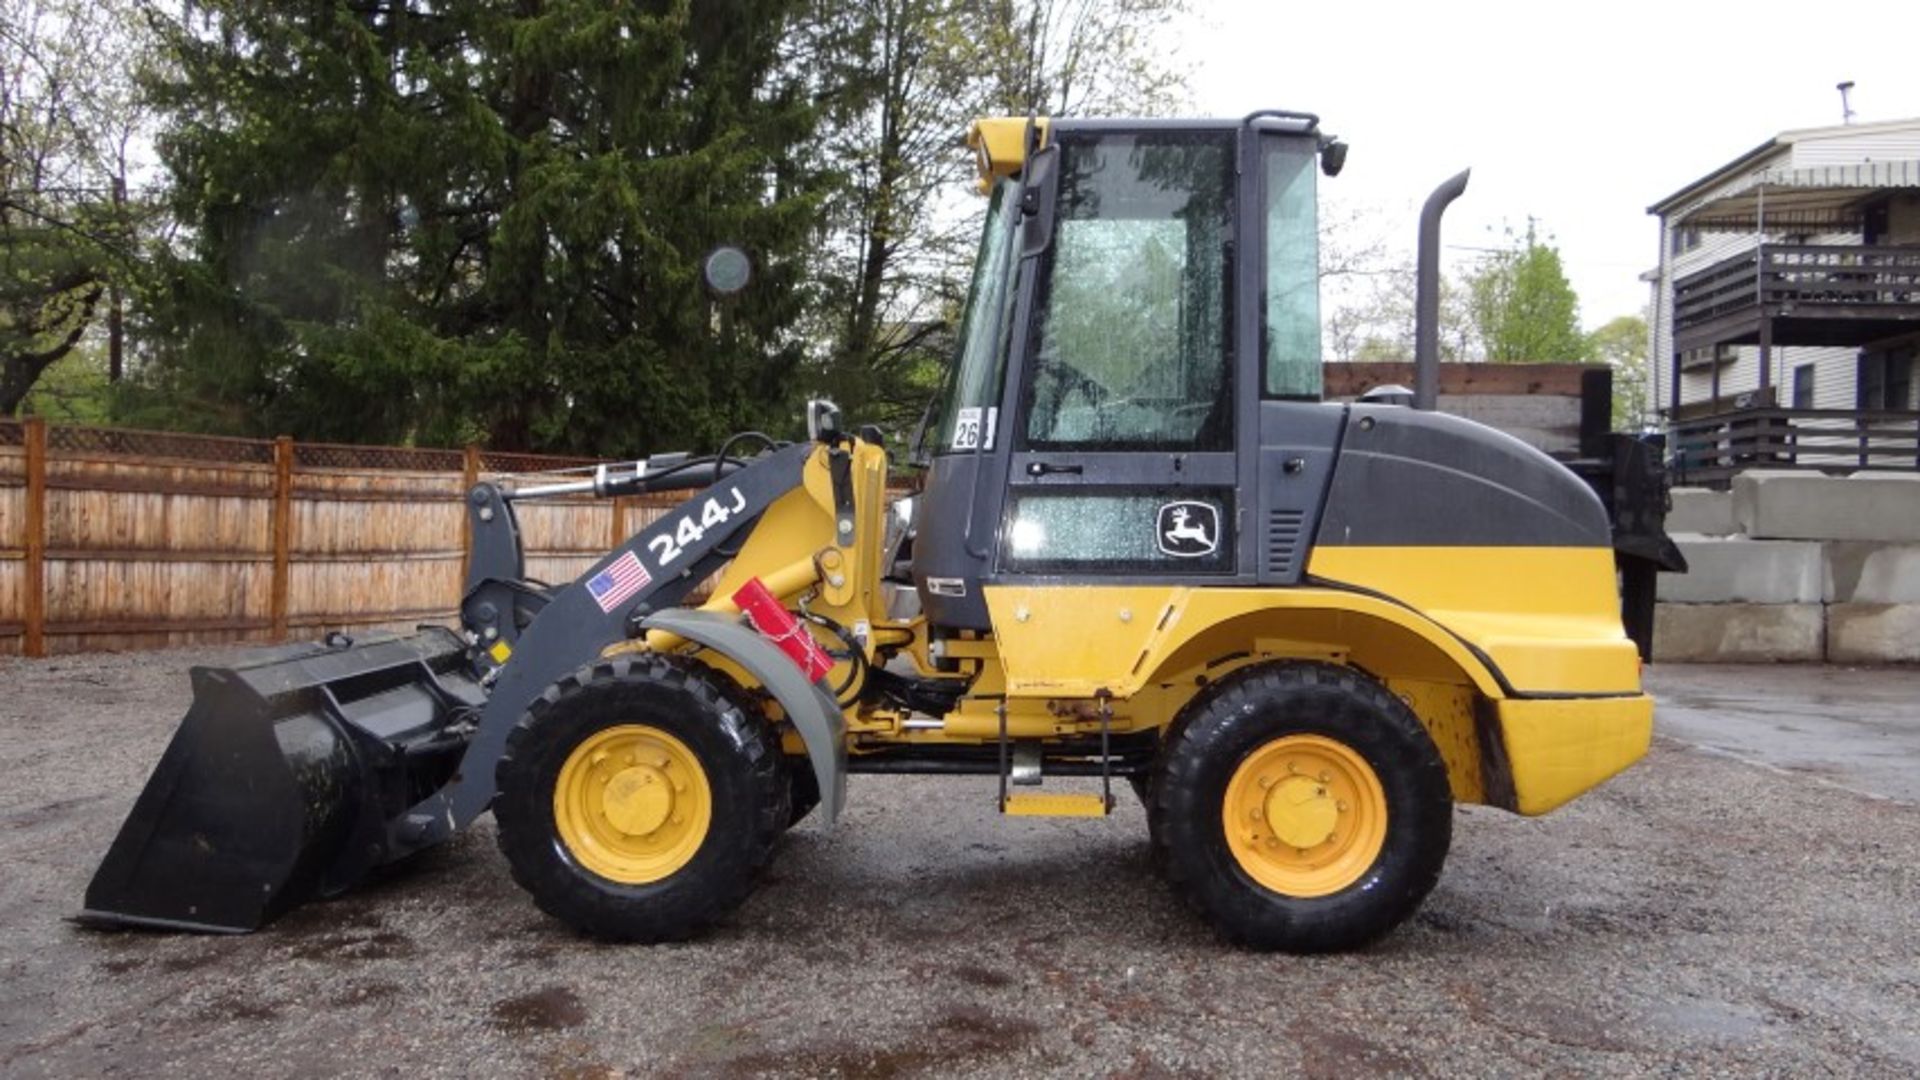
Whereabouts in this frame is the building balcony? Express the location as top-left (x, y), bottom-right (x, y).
top-left (1669, 406), bottom-right (1920, 485)
top-left (1672, 244), bottom-right (1920, 353)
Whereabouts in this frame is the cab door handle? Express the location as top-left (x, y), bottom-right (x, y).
top-left (1026, 461), bottom-right (1084, 477)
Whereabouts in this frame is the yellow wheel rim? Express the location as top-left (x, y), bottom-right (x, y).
top-left (553, 724), bottom-right (712, 884)
top-left (1223, 734), bottom-right (1388, 898)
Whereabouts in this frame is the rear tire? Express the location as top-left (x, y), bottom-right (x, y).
top-left (1150, 661), bottom-right (1451, 952)
top-left (494, 655), bottom-right (788, 942)
top-left (785, 757), bottom-right (821, 828)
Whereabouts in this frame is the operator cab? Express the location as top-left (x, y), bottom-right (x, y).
top-left (913, 113), bottom-right (1344, 630)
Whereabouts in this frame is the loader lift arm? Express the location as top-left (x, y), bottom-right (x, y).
top-left (395, 439), bottom-right (848, 857)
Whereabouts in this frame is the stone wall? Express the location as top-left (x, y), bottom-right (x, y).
top-left (1655, 472), bottom-right (1920, 663)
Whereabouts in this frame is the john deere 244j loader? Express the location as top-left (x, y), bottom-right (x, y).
top-left (84, 111), bottom-right (1660, 952)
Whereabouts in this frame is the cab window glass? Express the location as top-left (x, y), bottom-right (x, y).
top-left (1021, 133), bottom-right (1234, 451)
top-left (1264, 142), bottom-right (1321, 398)
top-left (935, 180), bottom-right (1019, 451)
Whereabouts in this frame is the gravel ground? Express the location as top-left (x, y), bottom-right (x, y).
top-left (1, 648), bottom-right (1916, 1078)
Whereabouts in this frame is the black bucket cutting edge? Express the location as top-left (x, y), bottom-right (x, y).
top-left (79, 629), bottom-right (485, 933)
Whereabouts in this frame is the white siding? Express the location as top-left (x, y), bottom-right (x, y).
top-left (1788, 126), bottom-right (1920, 167)
top-left (1650, 148), bottom-right (1789, 414)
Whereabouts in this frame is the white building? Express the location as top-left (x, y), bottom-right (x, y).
top-left (1645, 118), bottom-right (1920, 480)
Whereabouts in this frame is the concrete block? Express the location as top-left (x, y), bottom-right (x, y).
top-left (1827, 604), bottom-right (1920, 664)
top-left (1824, 543), bottom-right (1920, 604)
top-left (1652, 603), bottom-right (1824, 663)
top-left (1656, 537), bottom-right (1824, 604)
top-left (1732, 471), bottom-right (1920, 542)
top-left (1667, 488), bottom-right (1737, 537)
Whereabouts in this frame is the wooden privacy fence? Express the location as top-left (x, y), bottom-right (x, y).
top-left (0, 417), bottom-right (698, 657)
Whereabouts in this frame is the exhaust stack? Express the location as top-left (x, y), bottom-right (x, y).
top-left (1414, 169), bottom-right (1471, 411)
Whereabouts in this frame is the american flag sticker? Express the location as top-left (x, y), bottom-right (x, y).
top-left (585, 551), bottom-right (652, 614)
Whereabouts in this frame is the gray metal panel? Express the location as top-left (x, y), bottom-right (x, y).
top-left (1253, 402), bottom-right (1345, 583)
top-left (1316, 406), bottom-right (1610, 547)
top-left (639, 609), bottom-right (847, 826)
top-left (911, 453), bottom-right (996, 630)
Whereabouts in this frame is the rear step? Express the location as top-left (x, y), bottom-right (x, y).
top-left (1002, 792), bottom-right (1112, 818)
top-left (995, 695), bottom-right (1117, 819)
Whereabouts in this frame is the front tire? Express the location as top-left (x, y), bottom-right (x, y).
top-left (1150, 661), bottom-right (1452, 952)
top-left (494, 655), bottom-right (788, 942)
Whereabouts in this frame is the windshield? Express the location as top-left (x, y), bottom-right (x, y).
top-left (934, 180), bottom-right (1020, 453)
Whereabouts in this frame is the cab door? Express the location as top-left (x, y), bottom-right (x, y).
top-left (995, 128), bottom-right (1249, 582)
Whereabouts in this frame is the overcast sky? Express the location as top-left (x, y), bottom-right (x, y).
top-left (1180, 0), bottom-right (1918, 329)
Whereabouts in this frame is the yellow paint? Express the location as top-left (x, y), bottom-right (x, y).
top-left (983, 546), bottom-right (1643, 700)
top-left (982, 585), bottom-right (1511, 699)
top-left (968, 116), bottom-right (1051, 190)
top-left (488, 640), bottom-right (512, 665)
top-left (1002, 791), bottom-right (1109, 817)
top-left (1388, 679), bottom-right (1485, 804)
top-left (1223, 734), bottom-right (1387, 897)
top-left (552, 725), bottom-right (712, 884)
top-left (1307, 546), bottom-right (1640, 694)
top-left (1496, 695), bottom-right (1653, 815)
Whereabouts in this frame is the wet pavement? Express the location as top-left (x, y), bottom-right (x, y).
top-left (1648, 663), bottom-right (1920, 804)
top-left (1, 650), bottom-right (1916, 1077)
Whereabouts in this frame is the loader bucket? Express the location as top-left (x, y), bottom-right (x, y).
top-left (80, 629), bottom-right (486, 933)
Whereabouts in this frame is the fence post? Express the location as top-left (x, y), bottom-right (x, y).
top-left (610, 494), bottom-right (628, 550)
top-left (22, 417), bottom-right (46, 658)
top-left (459, 445), bottom-right (481, 584)
top-left (271, 436), bottom-right (293, 641)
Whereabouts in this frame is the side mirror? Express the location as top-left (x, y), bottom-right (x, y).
top-left (703, 245), bottom-right (753, 295)
top-left (1320, 139), bottom-right (1348, 177)
top-left (806, 398), bottom-right (843, 443)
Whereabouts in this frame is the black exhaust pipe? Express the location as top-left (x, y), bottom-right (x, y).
top-left (1414, 169), bottom-right (1471, 411)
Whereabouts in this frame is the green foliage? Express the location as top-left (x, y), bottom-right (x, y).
top-left (1587, 313), bottom-right (1651, 431)
top-left (19, 342), bottom-right (113, 422)
top-left (1, 0), bottom-right (151, 415)
top-left (804, 0), bottom-right (1191, 450)
top-left (1466, 220), bottom-right (1590, 364)
top-left (131, 0), bottom-right (832, 454)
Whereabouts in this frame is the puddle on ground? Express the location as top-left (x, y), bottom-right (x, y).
top-left (489, 986), bottom-right (587, 1032)
top-left (950, 963), bottom-right (1014, 989)
top-left (286, 929), bottom-right (415, 963)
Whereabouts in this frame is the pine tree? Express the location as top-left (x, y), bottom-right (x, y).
top-left (132, 0), bottom-right (829, 454)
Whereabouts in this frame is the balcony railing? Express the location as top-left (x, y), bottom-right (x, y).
top-left (1673, 244), bottom-right (1920, 346)
top-left (1669, 406), bottom-right (1920, 485)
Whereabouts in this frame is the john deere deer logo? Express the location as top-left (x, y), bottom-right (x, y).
top-left (1157, 501), bottom-right (1219, 558)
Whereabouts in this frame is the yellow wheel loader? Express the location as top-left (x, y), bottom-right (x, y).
top-left (83, 111), bottom-right (1671, 953)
